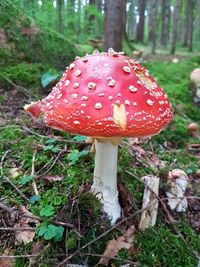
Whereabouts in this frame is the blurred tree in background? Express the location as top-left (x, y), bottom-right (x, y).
top-left (0, 0), bottom-right (200, 70)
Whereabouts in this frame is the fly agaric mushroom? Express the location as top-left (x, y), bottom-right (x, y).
top-left (24, 49), bottom-right (173, 224)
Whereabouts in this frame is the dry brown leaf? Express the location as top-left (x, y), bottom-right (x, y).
top-left (14, 206), bottom-right (39, 245)
top-left (99, 225), bottom-right (135, 265)
top-left (0, 249), bottom-right (14, 267)
top-left (9, 168), bottom-right (20, 179)
top-left (15, 222), bottom-right (35, 244)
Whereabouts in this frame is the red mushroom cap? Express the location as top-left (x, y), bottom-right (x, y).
top-left (25, 50), bottom-right (173, 137)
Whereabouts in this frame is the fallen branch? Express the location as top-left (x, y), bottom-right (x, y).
top-left (3, 176), bottom-right (29, 203)
top-left (36, 148), bottom-right (66, 178)
top-left (22, 126), bottom-right (87, 145)
top-left (0, 227), bottom-right (35, 231)
top-left (22, 214), bottom-right (74, 229)
top-left (0, 150), bottom-right (11, 177)
top-left (0, 73), bottom-right (37, 99)
top-left (31, 151), bottom-right (39, 195)
top-left (0, 254), bottom-right (39, 259)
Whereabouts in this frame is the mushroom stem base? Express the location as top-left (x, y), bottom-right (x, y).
top-left (91, 139), bottom-right (121, 224)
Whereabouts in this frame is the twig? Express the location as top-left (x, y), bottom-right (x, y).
top-left (0, 73), bottom-right (37, 99)
top-left (22, 126), bottom-right (87, 145)
top-left (3, 176), bottom-right (29, 203)
top-left (0, 150), bottom-right (11, 177)
top-left (79, 252), bottom-right (136, 265)
top-left (120, 140), bottom-right (150, 169)
top-left (0, 227), bottom-right (35, 231)
top-left (55, 203), bottom-right (156, 267)
top-left (37, 148), bottom-right (66, 178)
top-left (23, 214), bottom-right (74, 229)
top-left (35, 155), bottom-right (54, 175)
top-left (0, 254), bottom-right (39, 259)
top-left (31, 151), bottom-right (39, 195)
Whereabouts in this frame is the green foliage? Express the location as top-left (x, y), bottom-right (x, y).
top-left (133, 223), bottom-right (200, 267)
top-left (29, 194), bottom-right (41, 204)
top-left (66, 234), bottom-right (77, 250)
top-left (20, 175), bottom-right (33, 185)
top-left (0, 63), bottom-right (46, 89)
top-left (41, 69), bottom-right (62, 89)
top-left (67, 149), bottom-right (89, 165)
top-left (0, 0), bottom-right (77, 69)
top-left (39, 205), bottom-right (55, 217)
top-left (72, 135), bottom-right (86, 142)
top-left (145, 60), bottom-right (200, 146)
top-left (37, 224), bottom-right (64, 242)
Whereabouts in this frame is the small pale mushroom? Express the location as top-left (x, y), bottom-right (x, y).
top-left (188, 122), bottom-right (199, 137)
top-left (166, 169), bottom-right (189, 212)
top-left (24, 50), bottom-right (173, 224)
top-left (190, 68), bottom-right (200, 103)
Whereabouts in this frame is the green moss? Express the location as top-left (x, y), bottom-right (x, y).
top-left (133, 223), bottom-right (200, 267)
top-left (0, 63), bottom-right (46, 92)
top-left (0, 0), bottom-right (77, 69)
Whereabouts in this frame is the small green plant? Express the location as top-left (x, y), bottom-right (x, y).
top-left (20, 174), bottom-right (33, 185)
top-left (43, 139), bottom-right (60, 153)
top-left (37, 224), bottom-right (64, 242)
top-left (67, 149), bottom-right (89, 165)
top-left (29, 194), bottom-right (41, 204)
top-left (39, 205), bottom-right (55, 217)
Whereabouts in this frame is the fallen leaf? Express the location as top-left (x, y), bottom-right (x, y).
top-left (0, 249), bottom-right (14, 267)
top-left (14, 206), bottom-right (39, 245)
top-left (9, 168), bottom-right (20, 179)
top-left (99, 226), bottom-right (135, 265)
top-left (15, 222), bottom-right (35, 244)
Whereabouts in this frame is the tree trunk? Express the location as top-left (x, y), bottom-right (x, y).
top-left (127, 0), bottom-right (136, 40)
top-left (149, 0), bottom-right (158, 54)
top-left (77, 0), bottom-right (81, 36)
top-left (188, 0), bottom-right (194, 52)
top-left (57, 0), bottom-right (62, 33)
top-left (171, 0), bottom-right (180, 55)
top-left (95, 0), bottom-right (102, 12)
top-left (136, 0), bottom-right (146, 43)
top-left (104, 0), bottom-right (125, 51)
top-left (66, 0), bottom-right (75, 32)
top-left (88, 0), bottom-right (96, 21)
top-left (160, 0), bottom-right (171, 47)
top-left (194, 0), bottom-right (200, 48)
top-left (183, 0), bottom-right (190, 46)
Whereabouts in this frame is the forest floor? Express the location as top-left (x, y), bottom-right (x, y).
top-left (0, 54), bottom-right (200, 267)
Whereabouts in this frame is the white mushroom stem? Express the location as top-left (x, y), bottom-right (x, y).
top-left (91, 139), bottom-right (121, 224)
